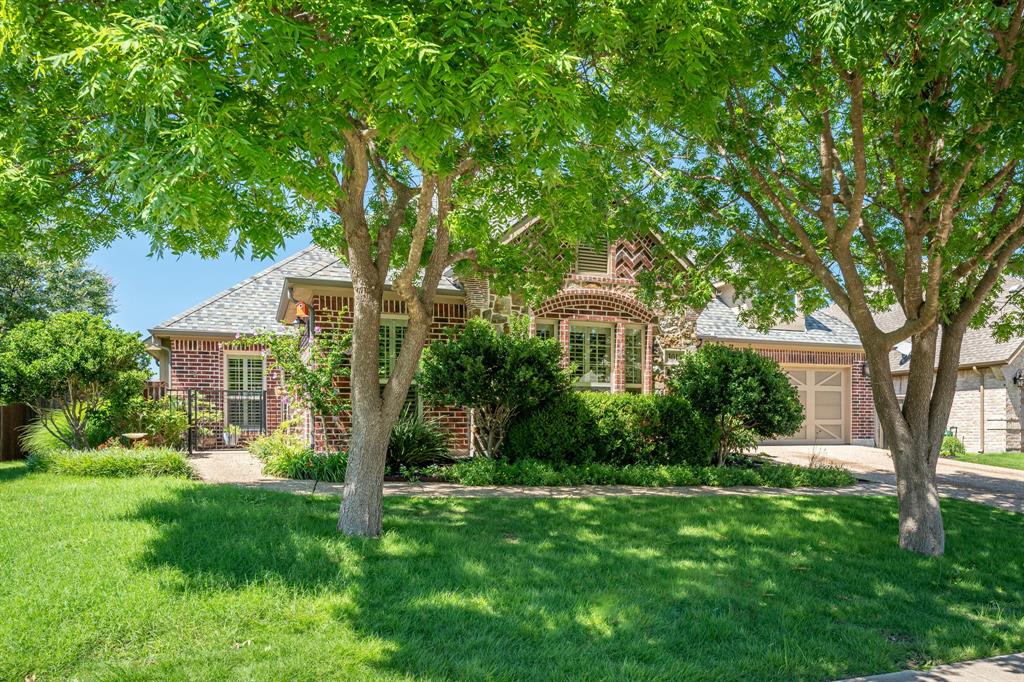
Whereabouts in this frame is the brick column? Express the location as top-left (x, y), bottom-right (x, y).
top-left (613, 322), bottom-right (625, 393)
top-left (558, 319), bottom-right (570, 368)
top-left (643, 323), bottom-right (655, 394)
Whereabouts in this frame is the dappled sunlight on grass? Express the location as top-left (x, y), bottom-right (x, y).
top-left (1, 461), bottom-right (1022, 681)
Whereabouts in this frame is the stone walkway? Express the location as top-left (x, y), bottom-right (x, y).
top-left (189, 448), bottom-right (1022, 511)
top-left (839, 652), bottom-right (1024, 681)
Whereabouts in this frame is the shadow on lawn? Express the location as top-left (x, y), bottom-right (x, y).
top-left (129, 485), bottom-right (1024, 681)
top-left (0, 460), bottom-right (31, 483)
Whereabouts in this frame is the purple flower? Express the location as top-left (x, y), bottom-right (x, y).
top-left (234, 332), bottom-right (241, 340)
top-left (314, 326), bottom-right (322, 334)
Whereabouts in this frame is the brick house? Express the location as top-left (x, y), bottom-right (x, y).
top-left (870, 283), bottom-right (1024, 453)
top-left (147, 235), bottom-right (878, 451)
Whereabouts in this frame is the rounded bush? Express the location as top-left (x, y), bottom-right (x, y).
top-left (504, 392), bottom-right (716, 466)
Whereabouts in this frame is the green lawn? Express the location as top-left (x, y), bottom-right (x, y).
top-left (951, 451), bottom-right (1024, 471)
top-left (2, 462), bottom-right (1023, 681)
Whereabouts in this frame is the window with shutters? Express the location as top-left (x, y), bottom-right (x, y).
top-left (575, 238), bottom-right (610, 274)
top-left (568, 323), bottom-right (612, 390)
top-left (226, 355), bottom-right (265, 431)
top-left (624, 327), bottom-right (644, 392)
top-left (379, 317), bottom-right (420, 416)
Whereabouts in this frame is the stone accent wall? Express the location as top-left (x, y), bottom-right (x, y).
top-left (897, 359), bottom-right (1023, 453)
top-left (308, 293), bottom-right (469, 452)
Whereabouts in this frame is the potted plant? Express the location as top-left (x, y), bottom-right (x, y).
top-left (223, 423), bottom-right (242, 447)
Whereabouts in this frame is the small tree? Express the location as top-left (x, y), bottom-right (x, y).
top-left (0, 312), bottom-right (148, 449)
top-left (667, 344), bottom-right (803, 466)
top-left (233, 326), bottom-right (351, 422)
top-left (418, 317), bottom-right (571, 458)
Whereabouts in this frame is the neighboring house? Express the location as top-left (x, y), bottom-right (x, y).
top-left (147, 233), bottom-right (877, 451)
top-left (872, 282), bottom-right (1024, 453)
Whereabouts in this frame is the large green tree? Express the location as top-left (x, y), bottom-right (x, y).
top-left (618, 0), bottom-right (1024, 554)
top-left (0, 312), bottom-right (148, 449)
top-left (0, 1), bottom-right (716, 536)
top-left (0, 253), bottom-right (114, 333)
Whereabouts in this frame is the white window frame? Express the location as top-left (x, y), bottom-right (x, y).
top-left (568, 322), bottom-right (614, 391)
top-left (534, 319), bottom-right (557, 340)
top-left (379, 315), bottom-right (421, 417)
top-left (624, 325), bottom-right (645, 393)
top-left (224, 352), bottom-right (266, 432)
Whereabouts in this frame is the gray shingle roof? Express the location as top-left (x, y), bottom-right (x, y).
top-left (151, 245), bottom-right (461, 336)
top-left (696, 297), bottom-right (863, 347)
top-left (823, 281), bottom-right (1024, 371)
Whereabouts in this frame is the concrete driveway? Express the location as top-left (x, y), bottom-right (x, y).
top-left (761, 444), bottom-right (1023, 512)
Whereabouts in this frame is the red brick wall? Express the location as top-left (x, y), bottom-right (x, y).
top-left (309, 294), bottom-right (469, 452)
top-left (168, 337), bottom-right (287, 446)
top-left (738, 346), bottom-right (876, 443)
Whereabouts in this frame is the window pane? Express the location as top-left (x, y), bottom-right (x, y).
top-left (245, 357), bottom-right (264, 391)
top-left (535, 322), bottom-right (555, 340)
top-left (379, 324), bottom-right (392, 377)
top-left (570, 324), bottom-right (611, 386)
top-left (227, 357), bottom-right (244, 391)
top-left (569, 328), bottom-right (586, 379)
top-left (588, 327), bottom-right (611, 383)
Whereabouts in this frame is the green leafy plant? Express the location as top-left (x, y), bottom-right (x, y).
top-left (387, 413), bottom-right (452, 473)
top-left (418, 317), bottom-right (571, 458)
top-left (230, 326), bottom-right (351, 418)
top-left (422, 457), bottom-right (855, 488)
top-left (505, 392), bottom-right (716, 467)
top-left (940, 434), bottom-right (966, 459)
top-left (0, 312), bottom-right (149, 450)
top-left (26, 447), bottom-right (192, 478)
top-left (667, 345), bottom-right (803, 465)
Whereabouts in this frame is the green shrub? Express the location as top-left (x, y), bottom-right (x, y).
top-left (423, 457), bottom-right (855, 488)
top-left (249, 430), bottom-right (347, 481)
top-left (667, 344), bottom-right (804, 465)
top-left (418, 317), bottom-right (571, 457)
top-left (88, 395), bottom-right (192, 449)
top-left (26, 447), bottom-right (192, 478)
top-left (940, 434), bottom-right (966, 458)
top-left (505, 392), bottom-right (716, 466)
top-left (387, 413), bottom-right (452, 473)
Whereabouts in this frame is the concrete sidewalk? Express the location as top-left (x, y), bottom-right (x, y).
top-left (189, 448), bottom-right (1021, 511)
top-left (838, 652), bottom-right (1024, 681)
top-left (762, 445), bottom-right (1023, 513)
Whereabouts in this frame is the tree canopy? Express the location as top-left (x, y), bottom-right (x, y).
top-left (613, 0), bottom-right (1024, 554)
top-left (0, 253), bottom-right (114, 333)
top-left (0, 312), bottom-right (149, 449)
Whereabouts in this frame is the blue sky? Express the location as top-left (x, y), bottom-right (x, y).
top-left (88, 233), bottom-right (313, 338)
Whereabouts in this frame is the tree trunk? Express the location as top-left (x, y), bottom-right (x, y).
top-left (338, 416), bottom-right (388, 537)
top-left (891, 436), bottom-right (945, 555)
top-left (337, 276), bottom-right (389, 537)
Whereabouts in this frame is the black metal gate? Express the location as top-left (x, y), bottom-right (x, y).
top-left (151, 388), bottom-right (267, 454)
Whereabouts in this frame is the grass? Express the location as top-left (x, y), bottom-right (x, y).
top-left (951, 451), bottom-right (1024, 471)
top-left (2, 461), bottom-right (1023, 681)
top-left (26, 446), bottom-right (193, 478)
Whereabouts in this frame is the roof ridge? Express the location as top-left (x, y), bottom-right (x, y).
top-left (156, 243), bottom-right (321, 329)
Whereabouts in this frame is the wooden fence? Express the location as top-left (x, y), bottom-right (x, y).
top-left (0, 404), bottom-right (29, 460)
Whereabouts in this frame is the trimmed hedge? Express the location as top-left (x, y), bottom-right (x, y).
top-left (504, 392), bottom-right (716, 466)
top-left (26, 447), bottom-right (193, 478)
top-left (423, 457), bottom-right (856, 488)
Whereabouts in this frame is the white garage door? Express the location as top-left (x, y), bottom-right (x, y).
top-left (777, 368), bottom-right (847, 444)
